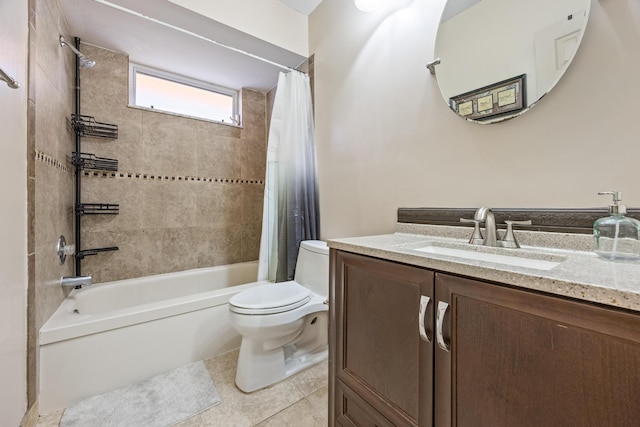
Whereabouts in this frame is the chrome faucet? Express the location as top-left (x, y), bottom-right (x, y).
top-left (462, 208), bottom-right (533, 248)
top-left (474, 207), bottom-right (498, 247)
top-left (61, 275), bottom-right (92, 289)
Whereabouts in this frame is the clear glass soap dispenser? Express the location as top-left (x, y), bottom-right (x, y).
top-left (594, 191), bottom-right (640, 261)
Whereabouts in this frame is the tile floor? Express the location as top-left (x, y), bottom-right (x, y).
top-left (35, 349), bottom-right (329, 427)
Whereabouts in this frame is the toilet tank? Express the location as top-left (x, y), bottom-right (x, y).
top-left (294, 240), bottom-right (329, 297)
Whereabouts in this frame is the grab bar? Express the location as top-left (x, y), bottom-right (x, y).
top-left (0, 67), bottom-right (20, 89)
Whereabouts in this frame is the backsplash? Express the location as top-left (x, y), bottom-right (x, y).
top-left (398, 207), bottom-right (640, 234)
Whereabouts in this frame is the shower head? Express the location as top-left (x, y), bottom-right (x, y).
top-left (80, 57), bottom-right (96, 68)
top-left (59, 35), bottom-right (96, 68)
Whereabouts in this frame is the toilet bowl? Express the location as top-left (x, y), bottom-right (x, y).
top-left (228, 240), bottom-right (329, 392)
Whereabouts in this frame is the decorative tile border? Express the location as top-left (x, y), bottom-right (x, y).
top-left (35, 150), bottom-right (73, 173)
top-left (82, 171), bottom-right (264, 185)
top-left (36, 150), bottom-right (265, 185)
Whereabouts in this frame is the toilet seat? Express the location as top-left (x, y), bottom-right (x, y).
top-left (229, 281), bottom-right (312, 315)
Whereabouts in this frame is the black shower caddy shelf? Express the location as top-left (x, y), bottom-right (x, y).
top-left (69, 111), bottom-right (120, 274)
top-left (69, 114), bottom-right (119, 139)
top-left (72, 152), bottom-right (118, 172)
top-left (67, 38), bottom-right (122, 275)
top-left (75, 203), bottom-right (120, 215)
top-left (75, 246), bottom-right (120, 260)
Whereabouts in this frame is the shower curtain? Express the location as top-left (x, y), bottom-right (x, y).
top-left (257, 70), bottom-right (320, 282)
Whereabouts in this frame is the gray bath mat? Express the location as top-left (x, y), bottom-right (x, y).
top-left (60, 361), bottom-right (221, 427)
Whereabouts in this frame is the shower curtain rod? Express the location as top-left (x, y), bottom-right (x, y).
top-left (92, 0), bottom-right (304, 73)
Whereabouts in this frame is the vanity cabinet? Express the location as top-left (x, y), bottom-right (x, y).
top-left (435, 273), bottom-right (640, 426)
top-left (330, 249), bottom-right (640, 426)
top-left (331, 251), bottom-right (434, 426)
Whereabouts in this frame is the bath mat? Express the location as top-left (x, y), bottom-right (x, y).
top-left (60, 361), bottom-right (221, 427)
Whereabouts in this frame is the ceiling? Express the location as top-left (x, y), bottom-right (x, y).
top-left (59, 0), bottom-right (318, 92)
top-left (280, 0), bottom-right (323, 15)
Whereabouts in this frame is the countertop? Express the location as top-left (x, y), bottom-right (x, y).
top-left (327, 224), bottom-right (640, 313)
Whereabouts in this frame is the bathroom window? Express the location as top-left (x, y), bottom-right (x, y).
top-left (129, 63), bottom-right (239, 124)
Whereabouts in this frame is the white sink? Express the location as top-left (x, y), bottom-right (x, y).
top-left (414, 244), bottom-right (565, 271)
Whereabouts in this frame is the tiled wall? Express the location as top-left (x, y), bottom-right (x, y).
top-left (28, 0), bottom-right (76, 409)
top-left (78, 45), bottom-right (267, 283)
top-left (26, 18), bottom-right (306, 412)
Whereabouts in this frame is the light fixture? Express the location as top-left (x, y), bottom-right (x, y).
top-left (354, 0), bottom-right (385, 12)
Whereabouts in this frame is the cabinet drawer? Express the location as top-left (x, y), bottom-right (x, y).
top-left (335, 380), bottom-right (394, 427)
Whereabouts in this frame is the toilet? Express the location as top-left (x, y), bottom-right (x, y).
top-left (228, 240), bottom-right (329, 392)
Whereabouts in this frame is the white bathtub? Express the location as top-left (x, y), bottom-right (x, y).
top-left (39, 262), bottom-right (265, 414)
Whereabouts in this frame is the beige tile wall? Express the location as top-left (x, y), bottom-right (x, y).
top-left (78, 45), bottom-right (267, 283)
top-left (26, 33), bottom-right (306, 414)
top-left (28, 0), bottom-right (76, 409)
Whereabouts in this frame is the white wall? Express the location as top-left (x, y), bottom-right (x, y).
top-left (0, 0), bottom-right (28, 424)
top-left (167, 0), bottom-right (309, 56)
top-left (309, 0), bottom-right (640, 238)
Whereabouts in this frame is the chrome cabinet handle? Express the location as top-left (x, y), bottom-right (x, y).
top-left (418, 295), bottom-right (432, 342)
top-left (436, 301), bottom-right (450, 352)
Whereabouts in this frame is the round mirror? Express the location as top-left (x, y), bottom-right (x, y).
top-left (434, 0), bottom-right (591, 123)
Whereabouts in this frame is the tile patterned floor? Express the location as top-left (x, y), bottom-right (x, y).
top-left (35, 349), bottom-right (328, 427)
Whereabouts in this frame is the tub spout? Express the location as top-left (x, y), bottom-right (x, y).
top-left (61, 275), bottom-right (92, 289)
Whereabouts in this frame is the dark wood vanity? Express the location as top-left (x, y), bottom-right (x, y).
top-left (329, 249), bottom-right (640, 427)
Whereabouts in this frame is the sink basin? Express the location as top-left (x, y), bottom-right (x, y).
top-left (414, 244), bottom-right (565, 271)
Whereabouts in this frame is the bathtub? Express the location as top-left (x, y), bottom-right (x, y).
top-left (39, 262), bottom-right (265, 414)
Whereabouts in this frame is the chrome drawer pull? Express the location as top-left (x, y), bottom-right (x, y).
top-left (419, 295), bottom-right (432, 342)
top-left (436, 301), bottom-right (450, 352)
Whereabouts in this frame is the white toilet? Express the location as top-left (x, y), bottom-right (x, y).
top-left (228, 240), bottom-right (329, 392)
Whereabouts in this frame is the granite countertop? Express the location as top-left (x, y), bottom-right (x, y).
top-left (327, 223), bottom-right (640, 313)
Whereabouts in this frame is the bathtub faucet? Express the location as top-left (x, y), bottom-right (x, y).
top-left (61, 275), bottom-right (92, 289)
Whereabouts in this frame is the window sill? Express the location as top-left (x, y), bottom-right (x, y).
top-left (127, 105), bottom-right (242, 128)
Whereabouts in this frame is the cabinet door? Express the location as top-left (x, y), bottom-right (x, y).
top-left (435, 273), bottom-right (640, 427)
top-left (331, 251), bottom-right (434, 427)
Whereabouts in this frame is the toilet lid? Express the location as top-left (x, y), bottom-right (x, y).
top-left (229, 281), bottom-right (312, 314)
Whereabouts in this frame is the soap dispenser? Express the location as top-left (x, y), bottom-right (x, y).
top-left (593, 191), bottom-right (640, 261)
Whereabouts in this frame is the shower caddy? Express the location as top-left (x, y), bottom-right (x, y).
top-left (69, 37), bottom-right (119, 276)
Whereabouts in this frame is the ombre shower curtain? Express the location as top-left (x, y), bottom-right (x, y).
top-left (257, 70), bottom-right (320, 282)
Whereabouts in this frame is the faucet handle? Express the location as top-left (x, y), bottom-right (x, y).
top-left (501, 220), bottom-right (532, 249)
top-left (460, 218), bottom-right (484, 245)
